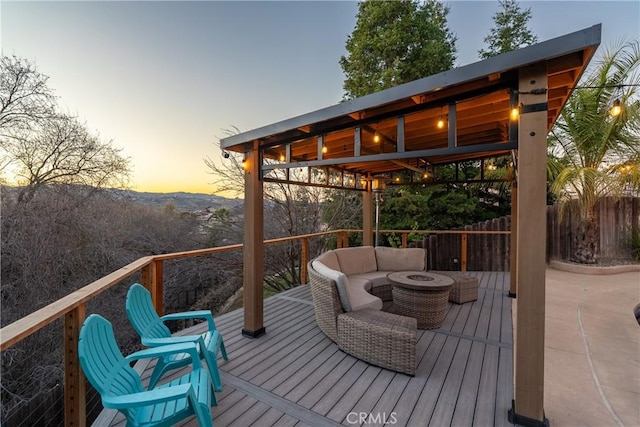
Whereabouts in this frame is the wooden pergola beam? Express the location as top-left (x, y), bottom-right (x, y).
top-left (242, 142), bottom-right (265, 338)
top-left (510, 63), bottom-right (548, 427)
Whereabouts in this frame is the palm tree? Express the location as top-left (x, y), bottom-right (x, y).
top-left (548, 40), bottom-right (640, 263)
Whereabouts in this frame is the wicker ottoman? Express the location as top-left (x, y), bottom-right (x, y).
top-left (337, 309), bottom-right (417, 376)
top-left (430, 271), bottom-right (479, 304)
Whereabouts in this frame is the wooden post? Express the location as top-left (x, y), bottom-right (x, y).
top-left (140, 263), bottom-right (152, 290)
top-left (243, 142), bottom-right (265, 338)
top-left (461, 233), bottom-right (468, 272)
top-left (342, 231), bottom-right (349, 248)
top-left (336, 231), bottom-right (343, 249)
top-left (140, 260), bottom-right (164, 315)
top-left (363, 182), bottom-right (373, 246)
top-left (64, 305), bottom-right (86, 427)
top-left (152, 260), bottom-right (164, 316)
top-left (510, 63), bottom-right (548, 426)
top-left (401, 232), bottom-right (408, 248)
top-left (510, 181), bottom-right (518, 297)
top-left (301, 237), bottom-right (309, 284)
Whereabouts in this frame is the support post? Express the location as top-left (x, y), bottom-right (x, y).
top-left (509, 181), bottom-right (518, 298)
top-left (152, 260), bottom-right (164, 316)
top-left (243, 143), bottom-right (265, 338)
top-left (461, 233), bottom-right (468, 272)
top-left (363, 181), bottom-right (373, 246)
top-left (301, 237), bottom-right (309, 284)
top-left (140, 260), bottom-right (164, 315)
top-left (510, 63), bottom-right (548, 427)
top-left (342, 231), bottom-right (349, 248)
top-left (64, 305), bottom-right (86, 427)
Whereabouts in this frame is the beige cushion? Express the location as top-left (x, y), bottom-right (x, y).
top-left (375, 247), bottom-right (425, 271)
top-left (335, 246), bottom-right (377, 275)
top-left (315, 250), bottom-right (341, 271)
top-left (348, 271), bottom-right (392, 289)
top-left (312, 260), bottom-right (352, 312)
top-left (347, 278), bottom-right (383, 311)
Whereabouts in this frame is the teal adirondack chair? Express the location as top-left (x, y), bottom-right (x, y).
top-left (78, 314), bottom-right (216, 427)
top-left (126, 283), bottom-right (228, 391)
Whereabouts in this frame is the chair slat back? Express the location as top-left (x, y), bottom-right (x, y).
top-left (78, 314), bottom-right (144, 423)
top-left (126, 283), bottom-right (171, 339)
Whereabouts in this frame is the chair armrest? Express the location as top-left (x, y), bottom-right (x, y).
top-left (125, 342), bottom-right (202, 369)
top-left (142, 335), bottom-right (199, 346)
top-left (103, 384), bottom-right (195, 409)
top-left (161, 310), bottom-right (216, 331)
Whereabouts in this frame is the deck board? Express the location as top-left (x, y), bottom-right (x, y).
top-left (93, 271), bottom-right (513, 427)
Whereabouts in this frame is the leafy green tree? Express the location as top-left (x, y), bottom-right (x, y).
top-left (548, 40), bottom-right (640, 263)
top-left (340, 0), bottom-right (457, 99)
top-left (478, 0), bottom-right (537, 59)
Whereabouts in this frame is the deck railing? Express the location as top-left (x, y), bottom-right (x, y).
top-left (0, 228), bottom-right (509, 426)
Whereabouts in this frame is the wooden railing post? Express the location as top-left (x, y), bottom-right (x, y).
top-left (401, 232), bottom-right (408, 248)
top-left (140, 260), bottom-right (164, 316)
top-left (64, 304), bottom-right (86, 427)
top-left (152, 260), bottom-right (164, 316)
top-left (301, 237), bottom-right (309, 284)
top-left (342, 231), bottom-right (349, 248)
top-left (461, 233), bottom-right (468, 272)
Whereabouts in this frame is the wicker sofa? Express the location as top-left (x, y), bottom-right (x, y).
top-left (307, 246), bottom-right (424, 375)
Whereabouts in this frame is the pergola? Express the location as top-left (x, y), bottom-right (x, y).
top-left (221, 25), bottom-right (601, 426)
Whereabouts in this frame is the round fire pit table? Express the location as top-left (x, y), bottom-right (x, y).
top-left (387, 271), bottom-right (454, 329)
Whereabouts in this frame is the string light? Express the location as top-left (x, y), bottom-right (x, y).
top-left (610, 99), bottom-right (622, 117)
top-left (510, 106), bottom-right (519, 120)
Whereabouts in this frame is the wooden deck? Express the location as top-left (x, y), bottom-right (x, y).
top-left (95, 271), bottom-right (513, 427)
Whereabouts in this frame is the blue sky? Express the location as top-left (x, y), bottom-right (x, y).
top-left (2, 1), bottom-right (639, 194)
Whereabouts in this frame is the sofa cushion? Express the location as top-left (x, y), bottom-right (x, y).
top-left (347, 278), bottom-right (383, 311)
top-left (312, 260), bottom-right (352, 312)
top-left (315, 250), bottom-right (341, 271)
top-left (348, 271), bottom-right (392, 289)
top-left (335, 246), bottom-right (377, 276)
top-left (375, 247), bottom-right (425, 272)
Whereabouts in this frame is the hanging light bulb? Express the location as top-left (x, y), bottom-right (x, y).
top-left (279, 153), bottom-right (285, 162)
top-left (610, 99), bottom-right (622, 117)
top-left (374, 132), bottom-right (380, 143)
top-left (322, 144), bottom-right (328, 154)
top-left (510, 106), bottom-right (519, 120)
top-left (437, 118), bottom-right (445, 129)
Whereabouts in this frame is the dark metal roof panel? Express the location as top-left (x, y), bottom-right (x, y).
top-left (221, 24), bottom-right (601, 150)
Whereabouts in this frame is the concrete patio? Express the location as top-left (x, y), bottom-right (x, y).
top-left (543, 267), bottom-right (639, 427)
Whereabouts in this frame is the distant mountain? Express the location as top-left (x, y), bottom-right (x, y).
top-left (113, 190), bottom-right (243, 212)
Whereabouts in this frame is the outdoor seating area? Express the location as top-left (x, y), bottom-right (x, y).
top-left (95, 270), bottom-right (514, 426)
top-left (80, 284), bottom-right (230, 426)
top-left (307, 246), bottom-right (480, 374)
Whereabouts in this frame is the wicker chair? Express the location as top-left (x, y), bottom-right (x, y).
top-left (308, 262), bottom-right (417, 375)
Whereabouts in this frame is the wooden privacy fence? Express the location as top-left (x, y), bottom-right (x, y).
top-left (547, 197), bottom-right (640, 261)
top-left (401, 217), bottom-right (512, 271)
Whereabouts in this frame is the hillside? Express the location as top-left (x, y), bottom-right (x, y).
top-left (113, 190), bottom-right (243, 212)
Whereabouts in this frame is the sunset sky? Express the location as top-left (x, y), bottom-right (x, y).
top-left (2, 1), bottom-right (639, 194)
